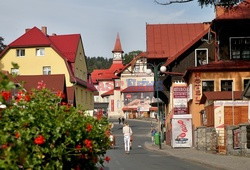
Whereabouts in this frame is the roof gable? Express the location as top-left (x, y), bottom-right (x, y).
top-left (146, 23), bottom-right (209, 59)
top-left (9, 27), bottom-right (51, 47)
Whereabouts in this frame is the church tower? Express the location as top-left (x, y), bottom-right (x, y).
top-left (112, 33), bottom-right (123, 64)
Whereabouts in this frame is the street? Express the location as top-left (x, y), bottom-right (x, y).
top-left (102, 119), bottom-right (211, 170)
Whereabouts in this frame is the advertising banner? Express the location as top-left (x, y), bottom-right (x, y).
top-left (173, 86), bottom-right (188, 114)
top-left (172, 114), bottom-right (192, 148)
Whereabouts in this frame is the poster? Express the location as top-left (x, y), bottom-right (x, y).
top-left (172, 114), bottom-right (192, 148)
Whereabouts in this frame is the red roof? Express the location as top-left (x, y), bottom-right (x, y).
top-left (15, 74), bottom-right (66, 92)
top-left (146, 23), bottom-right (209, 59)
top-left (101, 89), bottom-right (114, 97)
top-left (112, 33), bottom-right (123, 53)
top-left (0, 27), bottom-right (87, 88)
top-left (215, 0), bottom-right (250, 20)
top-left (121, 86), bottom-right (154, 93)
top-left (200, 91), bottom-right (243, 104)
top-left (91, 63), bottom-right (125, 83)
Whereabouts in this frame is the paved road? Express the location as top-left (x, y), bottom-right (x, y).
top-left (102, 119), bottom-right (214, 170)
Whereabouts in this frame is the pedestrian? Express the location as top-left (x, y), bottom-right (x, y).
top-left (122, 122), bottom-right (133, 154)
top-left (122, 117), bottom-right (125, 124)
top-left (151, 127), bottom-right (157, 144)
top-left (118, 117), bottom-right (121, 124)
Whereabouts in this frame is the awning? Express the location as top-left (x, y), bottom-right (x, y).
top-left (121, 86), bottom-right (154, 93)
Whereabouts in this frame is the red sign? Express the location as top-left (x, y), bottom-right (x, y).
top-left (126, 94), bottom-right (132, 99)
top-left (111, 100), bottom-right (114, 112)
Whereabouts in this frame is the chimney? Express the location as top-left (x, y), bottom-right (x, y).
top-left (25, 28), bottom-right (31, 33)
top-left (41, 26), bottom-right (47, 35)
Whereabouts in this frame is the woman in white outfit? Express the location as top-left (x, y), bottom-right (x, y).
top-left (122, 122), bottom-right (133, 154)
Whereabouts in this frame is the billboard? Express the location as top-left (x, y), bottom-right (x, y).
top-left (173, 86), bottom-right (188, 114)
top-left (172, 114), bottom-right (192, 148)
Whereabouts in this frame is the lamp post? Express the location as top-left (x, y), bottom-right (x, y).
top-left (146, 62), bottom-right (166, 149)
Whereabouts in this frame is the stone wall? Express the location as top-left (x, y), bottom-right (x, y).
top-left (226, 124), bottom-right (250, 157)
top-left (194, 126), bottom-right (217, 152)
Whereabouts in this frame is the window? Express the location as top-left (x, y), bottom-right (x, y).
top-left (16, 49), bottom-right (25, 57)
top-left (134, 65), bottom-right (140, 72)
top-left (11, 68), bottom-right (19, 75)
top-left (244, 79), bottom-right (250, 90)
top-left (202, 81), bottom-right (214, 92)
top-left (221, 80), bottom-right (233, 91)
top-left (230, 37), bottom-right (250, 59)
top-left (43, 66), bottom-right (51, 75)
top-left (195, 49), bottom-right (208, 66)
top-left (36, 48), bottom-right (45, 56)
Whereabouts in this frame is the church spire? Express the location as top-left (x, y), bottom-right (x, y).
top-left (112, 33), bottom-right (124, 53)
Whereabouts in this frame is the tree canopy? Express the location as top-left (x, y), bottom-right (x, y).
top-left (0, 37), bottom-right (6, 54)
top-left (154, 0), bottom-right (245, 8)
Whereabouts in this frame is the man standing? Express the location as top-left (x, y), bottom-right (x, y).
top-left (122, 122), bottom-right (132, 154)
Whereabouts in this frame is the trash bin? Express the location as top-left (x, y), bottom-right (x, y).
top-left (154, 132), bottom-right (160, 145)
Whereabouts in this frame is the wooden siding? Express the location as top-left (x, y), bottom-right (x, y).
top-left (224, 106), bottom-right (248, 125)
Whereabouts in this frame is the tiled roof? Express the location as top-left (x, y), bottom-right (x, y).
top-left (0, 26), bottom-right (87, 87)
top-left (215, 0), bottom-right (250, 20)
top-left (146, 23), bottom-right (209, 59)
top-left (200, 91), bottom-right (243, 104)
top-left (101, 89), bottom-right (114, 97)
top-left (112, 33), bottom-right (123, 53)
top-left (121, 86), bottom-right (154, 93)
top-left (91, 63), bottom-right (125, 83)
top-left (15, 74), bottom-right (65, 92)
top-left (183, 60), bottom-right (250, 81)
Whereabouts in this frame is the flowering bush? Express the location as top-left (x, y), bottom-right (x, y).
top-left (0, 75), bottom-right (111, 169)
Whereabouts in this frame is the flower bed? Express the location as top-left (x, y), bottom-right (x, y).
top-left (0, 74), bottom-right (111, 169)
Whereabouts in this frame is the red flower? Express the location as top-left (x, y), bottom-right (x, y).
top-left (16, 91), bottom-right (23, 102)
top-left (97, 112), bottom-right (103, 120)
top-left (76, 144), bottom-right (82, 150)
top-left (37, 81), bottom-right (46, 89)
top-left (86, 123), bottom-right (92, 132)
top-left (100, 167), bottom-right (104, 170)
top-left (1, 144), bottom-right (8, 149)
top-left (34, 135), bottom-right (45, 145)
top-left (84, 139), bottom-right (92, 149)
top-left (1, 91), bottom-right (11, 101)
top-left (56, 90), bottom-right (65, 99)
top-left (105, 156), bottom-right (110, 163)
top-left (24, 94), bottom-right (30, 102)
top-left (15, 132), bottom-right (20, 139)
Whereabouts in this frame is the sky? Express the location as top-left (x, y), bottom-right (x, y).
top-left (0, 0), bottom-right (216, 59)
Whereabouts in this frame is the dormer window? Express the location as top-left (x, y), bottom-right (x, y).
top-left (16, 49), bottom-right (25, 57)
top-left (36, 48), bottom-right (45, 56)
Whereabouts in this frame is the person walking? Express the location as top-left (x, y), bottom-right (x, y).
top-left (122, 122), bottom-right (133, 154)
top-left (118, 117), bottom-right (121, 124)
top-left (151, 127), bottom-right (157, 144)
top-left (122, 117), bottom-right (125, 124)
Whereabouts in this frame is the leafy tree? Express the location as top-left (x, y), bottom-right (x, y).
top-left (154, 0), bottom-right (245, 8)
top-left (123, 50), bottom-right (142, 65)
top-left (86, 56), bottom-right (113, 73)
top-left (0, 37), bottom-right (6, 54)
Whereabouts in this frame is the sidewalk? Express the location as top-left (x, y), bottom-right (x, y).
top-left (144, 141), bottom-right (250, 170)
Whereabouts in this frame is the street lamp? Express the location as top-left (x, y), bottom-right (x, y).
top-left (146, 62), bottom-right (166, 149)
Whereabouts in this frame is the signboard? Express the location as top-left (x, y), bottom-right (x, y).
top-left (172, 114), bottom-right (192, 148)
top-left (173, 86), bottom-right (188, 114)
top-left (111, 100), bottom-right (114, 112)
top-left (233, 128), bottom-right (240, 149)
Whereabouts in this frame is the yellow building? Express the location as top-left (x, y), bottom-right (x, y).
top-left (0, 26), bottom-right (94, 111)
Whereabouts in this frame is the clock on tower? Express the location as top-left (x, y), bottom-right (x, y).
top-left (113, 52), bottom-right (121, 60)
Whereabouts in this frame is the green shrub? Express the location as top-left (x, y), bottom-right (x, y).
top-left (0, 78), bottom-right (111, 169)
